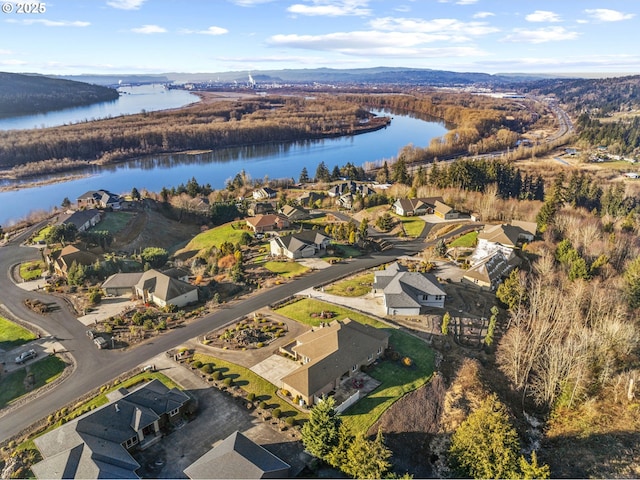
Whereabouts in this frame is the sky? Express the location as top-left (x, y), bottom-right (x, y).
top-left (0, 0), bottom-right (639, 76)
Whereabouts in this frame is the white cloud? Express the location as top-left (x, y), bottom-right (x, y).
top-left (525, 10), bottom-right (562, 23)
top-left (394, 5), bottom-right (411, 13)
top-left (456, 0), bottom-right (478, 4)
top-left (268, 31), bottom-right (488, 57)
top-left (216, 54), bottom-right (367, 65)
top-left (6, 19), bottom-right (90, 27)
top-left (0, 59), bottom-right (27, 65)
top-left (287, 1), bottom-right (371, 17)
top-left (106, 0), bottom-right (146, 10)
top-left (502, 26), bottom-right (579, 44)
top-left (131, 24), bottom-right (167, 34)
top-left (584, 9), bottom-right (635, 22)
top-left (370, 17), bottom-right (499, 36)
top-left (0, 49), bottom-right (13, 54)
top-left (181, 26), bottom-right (229, 35)
top-left (473, 11), bottom-right (495, 19)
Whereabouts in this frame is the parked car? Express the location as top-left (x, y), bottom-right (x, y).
top-left (15, 349), bottom-right (37, 364)
top-left (94, 337), bottom-right (108, 349)
top-left (86, 329), bottom-right (97, 339)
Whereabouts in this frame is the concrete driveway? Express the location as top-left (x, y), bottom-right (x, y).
top-left (77, 296), bottom-right (132, 326)
top-left (250, 354), bottom-right (300, 388)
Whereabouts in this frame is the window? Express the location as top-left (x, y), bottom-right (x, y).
top-left (435, 295), bottom-right (444, 301)
top-left (352, 364), bottom-right (358, 372)
top-left (368, 353), bottom-right (373, 361)
top-left (378, 346), bottom-right (383, 354)
top-left (170, 407), bottom-right (180, 416)
top-left (124, 436), bottom-right (138, 449)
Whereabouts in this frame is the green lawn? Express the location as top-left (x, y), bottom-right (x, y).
top-left (0, 356), bottom-right (67, 409)
top-left (19, 261), bottom-right (45, 281)
top-left (275, 298), bottom-right (435, 433)
top-left (180, 221), bottom-right (251, 253)
top-left (449, 231), bottom-right (478, 248)
top-left (325, 272), bottom-right (374, 297)
top-left (276, 298), bottom-right (386, 328)
top-left (335, 244), bottom-right (363, 257)
top-left (191, 353), bottom-right (307, 422)
top-left (31, 226), bottom-right (52, 243)
top-left (0, 316), bottom-right (36, 350)
top-left (391, 213), bottom-right (426, 238)
top-left (264, 261), bottom-right (309, 278)
top-left (95, 211), bottom-right (134, 234)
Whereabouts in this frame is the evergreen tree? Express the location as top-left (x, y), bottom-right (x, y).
top-left (131, 187), bottom-right (141, 201)
top-left (376, 161), bottom-right (390, 184)
top-left (496, 269), bottom-right (528, 311)
top-left (519, 451), bottom-right (550, 480)
top-left (315, 161), bottom-right (331, 183)
top-left (342, 429), bottom-right (392, 479)
top-left (391, 158), bottom-right (410, 184)
top-left (359, 217), bottom-right (369, 240)
top-left (301, 396), bottom-right (342, 460)
top-left (449, 394), bottom-right (521, 479)
top-left (61, 197), bottom-right (71, 208)
top-left (624, 256), bottom-right (640, 308)
top-left (299, 167), bottom-right (309, 184)
top-left (331, 165), bottom-right (342, 181)
top-left (325, 423), bottom-right (354, 469)
top-left (67, 261), bottom-right (87, 286)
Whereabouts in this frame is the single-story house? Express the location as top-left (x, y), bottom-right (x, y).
top-left (270, 230), bottom-right (331, 259)
top-left (56, 209), bottom-right (102, 233)
top-left (433, 201), bottom-right (458, 220)
top-left (392, 196), bottom-right (444, 216)
top-left (54, 245), bottom-right (99, 277)
top-left (252, 187), bottom-right (278, 200)
top-left (32, 379), bottom-right (191, 479)
top-left (101, 269), bottom-right (198, 308)
top-left (184, 431), bottom-right (290, 479)
top-left (77, 190), bottom-right (121, 210)
top-left (281, 319), bottom-right (390, 406)
top-left (246, 214), bottom-right (290, 234)
top-left (279, 204), bottom-right (309, 221)
top-left (373, 262), bottom-right (446, 315)
top-left (327, 181), bottom-right (356, 198)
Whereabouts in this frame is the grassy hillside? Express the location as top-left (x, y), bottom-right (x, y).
top-left (0, 72), bottom-right (119, 118)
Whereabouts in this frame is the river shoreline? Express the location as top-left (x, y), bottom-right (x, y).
top-left (0, 115), bottom-right (391, 191)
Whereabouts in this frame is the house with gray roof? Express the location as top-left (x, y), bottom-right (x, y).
top-left (280, 319), bottom-right (389, 406)
top-left (32, 379), bottom-right (190, 480)
top-left (101, 269), bottom-right (197, 307)
top-left (374, 262), bottom-right (446, 315)
top-left (393, 196), bottom-right (445, 216)
top-left (184, 431), bottom-right (290, 479)
top-left (56, 209), bottom-right (102, 233)
top-left (77, 190), bottom-right (121, 210)
top-left (463, 251), bottom-right (519, 290)
top-left (269, 230), bottom-right (331, 259)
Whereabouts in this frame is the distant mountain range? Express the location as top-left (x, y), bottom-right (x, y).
top-left (55, 67), bottom-right (557, 87)
top-left (0, 72), bottom-right (119, 118)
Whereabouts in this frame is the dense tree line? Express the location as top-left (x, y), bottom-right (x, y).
top-left (577, 113), bottom-right (640, 156)
top-left (0, 72), bottom-right (118, 117)
top-left (0, 96), bottom-right (384, 173)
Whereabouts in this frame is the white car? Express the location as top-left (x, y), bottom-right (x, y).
top-left (15, 349), bottom-right (37, 364)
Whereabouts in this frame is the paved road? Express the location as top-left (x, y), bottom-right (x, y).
top-left (0, 227), bottom-right (425, 442)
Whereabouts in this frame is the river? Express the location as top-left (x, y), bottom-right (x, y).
top-left (0, 84), bottom-right (199, 131)
top-left (0, 99), bottom-right (447, 226)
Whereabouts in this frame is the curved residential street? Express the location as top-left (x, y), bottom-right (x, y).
top-left (0, 225), bottom-right (426, 443)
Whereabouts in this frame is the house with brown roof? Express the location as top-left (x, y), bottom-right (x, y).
top-left (433, 200), bottom-right (458, 220)
top-left (280, 319), bottom-right (389, 406)
top-left (246, 214), bottom-right (290, 233)
top-left (279, 204), bottom-right (309, 221)
top-left (474, 222), bottom-right (535, 261)
top-left (53, 245), bottom-right (99, 277)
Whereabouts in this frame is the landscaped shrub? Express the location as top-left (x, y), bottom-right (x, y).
top-left (247, 393), bottom-right (256, 402)
top-left (273, 408), bottom-right (281, 419)
top-left (212, 371), bottom-right (222, 380)
top-left (259, 401), bottom-right (267, 410)
top-left (402, 356), bottom-right (413, 367)
top-left (192, 360), bottom-right (203, 369)
top-left (286, 417), bottom-right (296, 426)
top-left (281, 389), bottom-right (290, 397)
top-left (201, 364), bottom-right (213, 374)
top-left (256, 342), bottom-right (264, 348)
top-left (224, 377), bottom-right (233, 386)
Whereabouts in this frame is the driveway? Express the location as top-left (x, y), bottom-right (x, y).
top-left (250, 354), bottom-right (300, 389)
top-left (133, 354), bottom-right (307, 479)
top-left (298, 286), bottom-right (386, 318)
top-left (77, 296), bottom-right (132, 326)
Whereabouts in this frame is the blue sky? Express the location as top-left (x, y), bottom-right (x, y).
top-left (1, 0), bottom-right (639, 75)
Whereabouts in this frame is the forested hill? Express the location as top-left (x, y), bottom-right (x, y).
top-left (0, 72), bottom-right (119, 118)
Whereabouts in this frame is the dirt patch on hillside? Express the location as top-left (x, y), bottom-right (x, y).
top-left (113, 208), bottom-right (200, 254)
